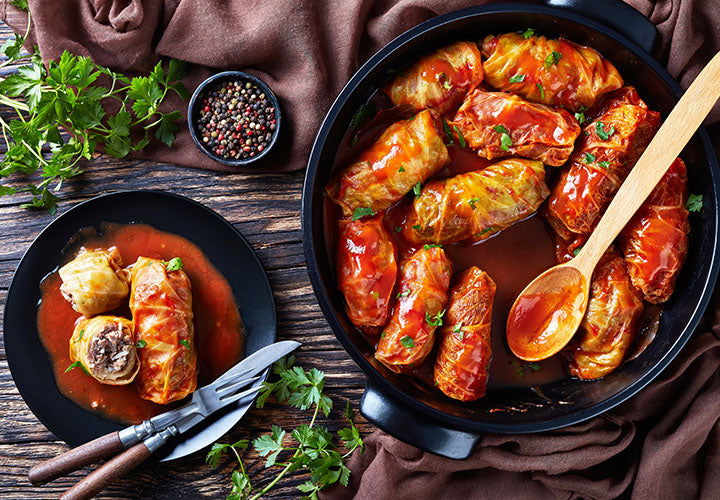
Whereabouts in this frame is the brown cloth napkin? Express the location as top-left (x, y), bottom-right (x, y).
top-left (5, 0), bottom-right (718, 173)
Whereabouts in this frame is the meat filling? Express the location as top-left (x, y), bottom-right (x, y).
top-left (87, 322), bottom-right (134, 376)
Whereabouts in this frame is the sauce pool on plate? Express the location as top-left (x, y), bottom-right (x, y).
top-left (37, 223), bottom-right (245, 424)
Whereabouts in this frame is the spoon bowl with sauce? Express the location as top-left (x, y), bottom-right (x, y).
top-left (507, 50), bottom-right (720, 361)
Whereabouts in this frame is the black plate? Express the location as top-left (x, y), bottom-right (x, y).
top-left (302, 2), bottom-right (720, 458)
top-left (4, 190), bottom-right (276, 454)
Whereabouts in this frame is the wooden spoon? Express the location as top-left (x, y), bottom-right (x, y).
top-left (506, 50), bottom-right (720, 362)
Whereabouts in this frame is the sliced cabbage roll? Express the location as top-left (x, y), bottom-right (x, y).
top-left (59, 248), bottom-right (130, 316)
top-left (326, 109), bottom-right (450, 218)
top-left (384, 41), bottom-right (484, 114)
top-left (404, 158), bottom-right (549, 244)
top-left (69, 316), bottom-right (139, 385)
top-left (130, 257), bottom-right (197, 404)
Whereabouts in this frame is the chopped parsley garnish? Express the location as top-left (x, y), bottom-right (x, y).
top-left (509, 73), bottom-right (525, 83)
top-left (65, 361), bottom-right (90, 375)
top-left (164, 257), bottom-right (183, 272)
top-left (442, 80), bottom-right (451, 91)
top-left (595, 121), bottom-right (614, 140)
top-left (351, 206), bottom-right (374, 221)
top-left (476, 227), bottom-right (494, 238)
top-left (400, 335), bottom-right (415, 349)
top-left (572, 245), bottom-right (583, 256)
top-left (468, 197), bottom-right (481, 210)
top-left (493, 125), bottom-right (513, 151)
top-left (686, 193), bottom-right (703, 212)
top-left (370, 291), bottom-right (379, 300)
top-left (136, 339), bottom-right (147, 348)
top-left (398, 165), bottom-right (406, 172)
top-left (574, 105), bottom-right (586, 124)
top-left (584, 152), bottom-right (596, 164)
top-left (412, 224), bottom-right (421, 231)
top-left (424, 244), bottom-right (442, 250)
top-left (413, 182), bottom-right (422, 198)
top-left (408, 113), bottom-right (416, 122)
top-left (598, 160), bottom-right (611, 170)
top-left (350, 102), bottom-right (376, 129)
top-left (543, 50), bottom-right (563, 70)
top-left (522, 28), bottom-right (536, 39)
top-left (394, 226), bottom-right (402, 233)
top-left (453, 125), bottom-right (466, 148)
top-left (179, 339), bottom-right (190, 349)
top-left (452, 322), bottom-right (463, 333)
top-left (396, 290), bottom-right (410, 299)
top-left (381, 331), bottom-right (386, 339)
top-left (536, 83), bottom-right (545, 100)
top-left (442, 118), bottom-right (454, 145)
top-left (425, 309), bottom-right (445, 327)
top-left (528, 362), bottom-right (542, 372)
top-left (72, 329), bottom-right (85, 343)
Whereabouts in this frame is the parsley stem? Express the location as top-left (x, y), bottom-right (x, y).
top-left (20, 139), bottom-right (48, 166)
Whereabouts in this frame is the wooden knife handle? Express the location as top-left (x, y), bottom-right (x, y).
top-left (60, 441), bottom-right (151, 500)
top-left (28, 432), bottom-right (124, 486)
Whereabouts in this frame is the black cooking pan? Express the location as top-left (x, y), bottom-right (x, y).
top-left (302, 0), bottom-right (720, 459)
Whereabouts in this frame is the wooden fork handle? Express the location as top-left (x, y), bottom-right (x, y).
top-left (59, 441), bottom-right (151, 500)
top-left (28, 431), bottom-right (124, 486)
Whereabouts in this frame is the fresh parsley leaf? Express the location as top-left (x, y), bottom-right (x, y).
top-left (584, 152), bottom-right (596, 164)
top-left (509, 74), bottom-right (525, 83)
top-left (574, 111), bottom-right (586, 124)
top-left (254, 425), bottom-right (286, 468)
top-left (572, 245), bottom-right (583, 256)
top-left (595, 121), bottom-right (614, 140)
top-left (425, 309), bottom-right (445, 327)
top-left (400, 335), bottom-right (415, 349)
top-left (205, 440), bottom-right (249, 468)
top-left (423, 243), bottom-right (442, 250)
top-left (398, 165), bottom-right (406, 172)
top-left (179, 339), bottom-right (190, 349)
top-left (164, 257), bottom-right (183, 271)
top-left (453, 125), bottom-right (466, 148)
top-left (442, 118), bottom-right (454, 145)
top-left (598, 161), bottom-right (611, 169)
top-left (500, 132), bottom-right (513, 151)
top-left (351, 206), bottom-right (374, 221)
top-left (135, 339), bottom-right (147, 348)
top-left (522, 28), bottom-right (536, 39)
top-left (412, 224), bottom-right (421, 231)
top-left (350, 102), bottom-right (376, 129)
top-left (65, 360), bottom-right (90, 375)
top-left (686, 193), bottom-right (703, 212)
top-left (543, 50), bottom-right (563, 70)
top-left (536, 82), bottom-right (545, 100)
top-left (452, 322), bottom-right (463, 333)
top-left (381, 331), bottom-right (386, 339)
top-left (493, 124), bottom-right (508, 135)
top-left (413, 182), bottom-right (422, 198)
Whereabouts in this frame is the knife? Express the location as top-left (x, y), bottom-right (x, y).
top-left (28, 340), bottom-right (300, 486)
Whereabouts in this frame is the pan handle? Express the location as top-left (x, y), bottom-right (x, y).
top-left (546, 0), bottom-right (657, 53)
top-left (360, 380), bottom-right (480, 460)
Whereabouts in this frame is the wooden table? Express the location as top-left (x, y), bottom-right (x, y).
top-left (0, 21), bottom-right (374, 500)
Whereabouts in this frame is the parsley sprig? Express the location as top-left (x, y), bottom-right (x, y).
top-left (0, 4), bottom-right (187, 213)
top-left (207, 356), bottom-right (364, 500)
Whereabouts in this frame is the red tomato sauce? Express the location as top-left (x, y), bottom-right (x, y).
top-left (37, 223), bottom-right (244, 424)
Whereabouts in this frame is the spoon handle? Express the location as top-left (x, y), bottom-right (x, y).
top-left (574, 50), bottom-right (720, 276)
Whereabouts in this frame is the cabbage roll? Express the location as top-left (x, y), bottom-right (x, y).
top-left (450, 89), bottom-right (581, 166)
top-left (326, 109), bottom-right (450, 217)
top-left (619, 158), bottom-right (689, 304)
top-left (545, 87), bottom-right (661, 241)
top-left (69, 316), bottom-right (139, 385)
top-left (375, 247), bottom-right (452, 373)
top-left (481, 32), bottom-right (623, 112)
top-left (337, 215), bottom-right (398, 330)
top-left (130, 257), bottom-right (197, 404)
top-left (404, 158), bottom-right (549, 244)
top-left (569, 251), bottom-right (643, 380)
top-left (384, 41), bottom-right (484, 114)
top-left (59, 248), bottom-right (130, 316)
top-left (433, 267), bottom-right (495, 401)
